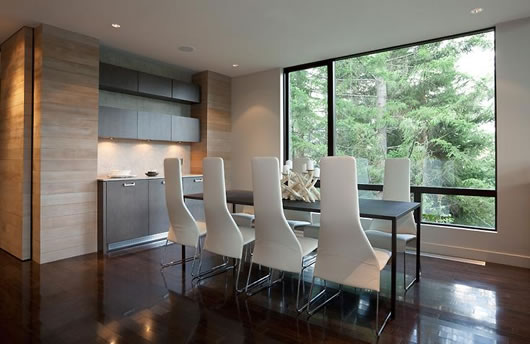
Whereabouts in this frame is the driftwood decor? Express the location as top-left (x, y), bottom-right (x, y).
top-left (281, 160), bottom-right (320, 203)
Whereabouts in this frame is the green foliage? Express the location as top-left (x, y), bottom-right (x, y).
top-left (289, 32), bottom-right (496, 228)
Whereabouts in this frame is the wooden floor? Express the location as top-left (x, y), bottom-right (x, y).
top-left (1, 245), bottom-right (529, 344)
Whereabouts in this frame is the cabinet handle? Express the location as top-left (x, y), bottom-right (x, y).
top-left (161, 180), bottom-right (166, 185)
top-left (123, 182), bottom-right (136, 187)
top-left (193, 178), bottom-right (203, 183)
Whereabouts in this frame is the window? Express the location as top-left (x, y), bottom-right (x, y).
top-left (288, 66), bottom-right (328, 164)
top-left (285, 30), bottom-right (496, 230)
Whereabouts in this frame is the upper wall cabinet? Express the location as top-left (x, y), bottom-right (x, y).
top-left (99, 62), bottom-right (200, 104)
top-left (172, 116), bottom-right (200, 142)
top-left (99, 106), bottom-right (138, 139)
top-left (138, 72), bottom-right (172, 98)
top-left (100, 63), bottom-right (138, 92)
top-left (172, 79), bottom-right (200, 103)
top-left (138, 111), bottom-right (172, 141)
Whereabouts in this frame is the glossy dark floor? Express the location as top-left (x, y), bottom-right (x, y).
top-left (1, 246), bottom-right (529, 344)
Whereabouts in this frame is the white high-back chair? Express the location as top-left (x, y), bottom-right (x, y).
top-left (246, 157), bottom-right (318, 312)
top-left (195, 158), bottom-right (255, 291)
top-left (161, 158), bottom-right (206, 269)
top-left (307, 156), bottom-right (391, 336)
top-left (364, 158), bottom-right (417, 291)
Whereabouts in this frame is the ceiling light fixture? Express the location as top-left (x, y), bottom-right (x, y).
top-left (178, 46), bottom-right (195, 53)
top-left (470, 8), bottom-right (483, 14)
top-left (232, 64), bottom-right (240, 68)
top-left (111, 23), bottom-right (121, 28)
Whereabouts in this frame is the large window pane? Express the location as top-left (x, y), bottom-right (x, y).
top-left (422, 194), bottom-right (495, 229)
top-left (334, 31), bottom-right (495, 228)
top-left (288, 66), bottom-right (328, 163)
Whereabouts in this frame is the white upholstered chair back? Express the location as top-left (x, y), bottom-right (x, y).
top-left (203, 157), bottom-right (244, 259)
top-left (164, 158), bottom-right (202, 248)
top-left (251, 157), bottom-right (303, 273)
top-left (315, 156), bottom-right (383, 291)
top-left (369, 158), bottom-right (416, 235)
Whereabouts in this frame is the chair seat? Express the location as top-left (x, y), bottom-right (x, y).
top-left (239, 226), bottom-right (255, 245)
top-left (365, 229), bottom-right (416, 253)
top-left (297, 236), bottom-right (319, 257)
top-left (374, 248), bottom-right (392, 270)
top-left (197, 221), bottom-right (207, 236)
top-left (287, 220), bottom-right (311, 229)
top-left (232, 213), bottom-right (255, 227)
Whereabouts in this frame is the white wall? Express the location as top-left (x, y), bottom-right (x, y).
top-left (231, 69), bottom-right (283, 190)
top-left (230, 18), bottom-right (530, 268)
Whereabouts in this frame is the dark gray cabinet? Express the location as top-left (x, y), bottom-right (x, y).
top-left (138, 112), bottom-right (172, 141)
top-left (100, 63), bottom-right (138, 92)
top-left (148, 179), bottom-right (170, 235)
top-left (183, 176), bottom-right (205, 221)
top-left (105, 180), bottom-right (149, 244)
top-left (99, 106), bottom-right (138, 139)
top-left (172, 116), bottom-right (200, 142)
top-left (138, 72), bottom-right (172, 98)
top-left (98, 175), bottom-right (203, 253)
top-left (99, 63), bottom-right (200, 104)
top-left (172, 79), bottom-right (200, 103)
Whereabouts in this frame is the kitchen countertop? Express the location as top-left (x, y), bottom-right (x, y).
top-left (98, 174), bottom-right (202, 182)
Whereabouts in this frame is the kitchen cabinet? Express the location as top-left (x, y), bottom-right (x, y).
top-left (138, 112), bottom-right (172, 141)
top-left (98, 175), bottom-right (204, 253)
top-left (148, 179), bottom-right (170, 235)
top-left (171, 116), bottom-right (200, 142)
top-left (99, 63), bottom-right (200, 104)
top-left (183, 176), bottom-right (205, 221)
top-left (99, 63), bottom-right (138, 92)
top-left (99, 106), bottom-right (138, 139)
top-left (138, 72), bottom-right (172, 98)
top-left (105, 180), bottom-right (149, 244)
top-left (172, 79), bottom-right (200, 103)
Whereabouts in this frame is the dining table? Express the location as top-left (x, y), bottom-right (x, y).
top-left (184, 189), bottom-right (421, 321)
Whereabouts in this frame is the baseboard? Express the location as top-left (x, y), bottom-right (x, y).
top-left (420, 241), bottom-right (530, 268)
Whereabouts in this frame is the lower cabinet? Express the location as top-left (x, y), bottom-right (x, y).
top-left (148, 179), bottom-right (170, 234)
top-left (98, 176), bottom-right (204, 253)
top-left (106, 180), bottom-right (149, 243)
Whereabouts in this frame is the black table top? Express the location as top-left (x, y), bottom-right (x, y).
top-left (185, 189), bottom-right (420, 220)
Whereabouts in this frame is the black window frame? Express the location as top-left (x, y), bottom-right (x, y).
top-left (283, 28), bottom-right (497, 231)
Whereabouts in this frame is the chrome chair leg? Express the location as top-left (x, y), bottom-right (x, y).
top-left (404, 249), bottom-right (419, 292)
top-left (307, 279), bottom-right (340, 316)
top-left (160, 240), bottom-right (196, 270)
top-left (375, 291), bottom-right (392, 337)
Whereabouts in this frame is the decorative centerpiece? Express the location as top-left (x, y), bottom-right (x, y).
top-left (281, 160), bottom-right (320, 203)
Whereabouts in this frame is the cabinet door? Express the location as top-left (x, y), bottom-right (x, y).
top-left (172, 79), bottom-right (200, 103)
top-left (100, 63), bottom-right (138, 92)
top-left (148, 179), bottom-right (170, 235)
top-left (99, 106), bottom-right (138, 139)
top-left (106, 180), bottom-right (149, 243)
top-left (138, 72), bottom-right (172, 98)
top-left (138, 112), bottom-right (172, 141)
top-left (171, 116), bottom-right (200, 142)
top-left (183, 176), bottom-right (205, 221)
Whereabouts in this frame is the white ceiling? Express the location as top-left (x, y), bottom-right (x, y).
top-left (1, 0), bottom-right (529, 77)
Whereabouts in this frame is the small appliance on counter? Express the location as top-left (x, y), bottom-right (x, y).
top-left (108, 169), bottom-right (136, 179)
top-left (145, 170), bottom-right (159, 177)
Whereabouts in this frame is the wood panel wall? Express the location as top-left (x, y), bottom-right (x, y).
top-left (191, 71), bottom-right (232, 187)
top-left (33, 24), bottom-right (99, 263)
top-left (0, 27), bottom-right (33, 260)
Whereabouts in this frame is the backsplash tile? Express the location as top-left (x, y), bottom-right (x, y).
top-left (97, 139), bottom-right (190, 178)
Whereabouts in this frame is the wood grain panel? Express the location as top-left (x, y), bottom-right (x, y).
top-left (33, 24), bottom-right (99, 264)
top-left (0, 27), bottom-right (33, 260)
top-left (190, 71), bottom-right (232, 187)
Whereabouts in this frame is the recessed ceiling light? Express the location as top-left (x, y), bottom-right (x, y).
top-left (232, 64), bottom-right (240, 68)
top-left (470, 8), bottom-right (483, 14)
top-left (178, 46), bottom-right (195, 53)
top-left (111, 23), bottom-right (121, 28)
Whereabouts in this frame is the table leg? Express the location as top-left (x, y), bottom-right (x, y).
top-left (232, 203), bottom-right (236, 213)
top-left (391, 218), bottom-right (397, 319)
top-left (415, 204), bottom-right (421, 280)
top-left (181, 245), bottom-right (186, 271)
